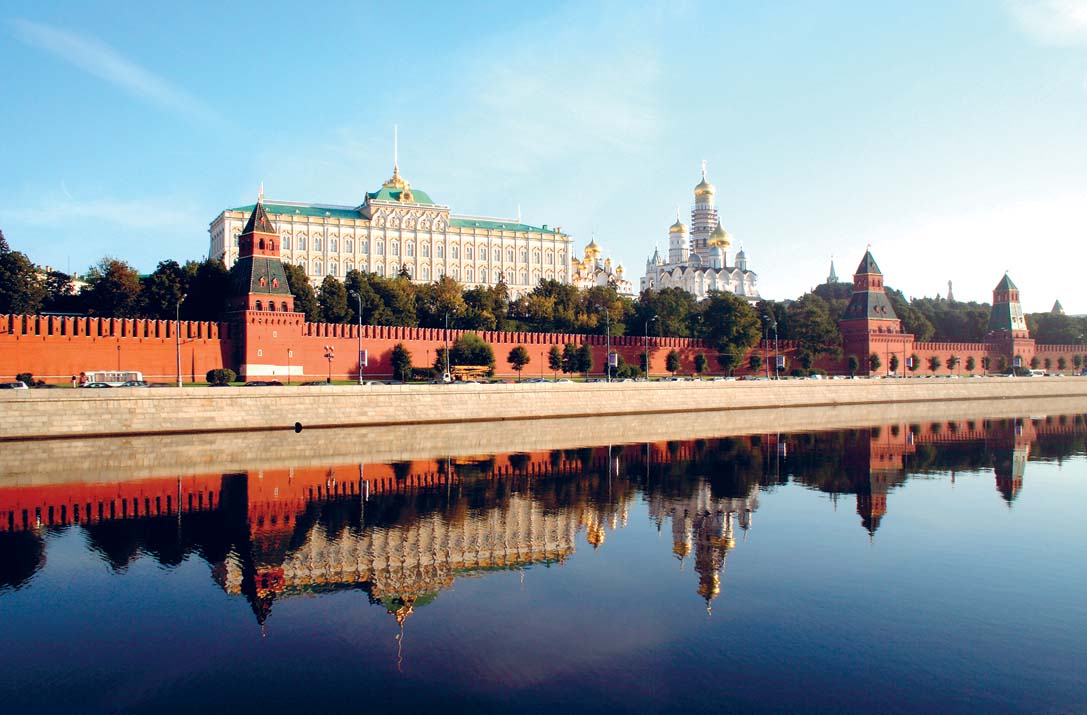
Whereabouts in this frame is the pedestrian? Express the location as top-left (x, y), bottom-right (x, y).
top-left (71, 375), bottom-right (78, 388)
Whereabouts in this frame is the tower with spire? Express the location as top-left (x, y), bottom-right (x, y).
top-left (838, 249), bottom-right (914, 375)
top-left (985, 272), bottom-right (1034, 370)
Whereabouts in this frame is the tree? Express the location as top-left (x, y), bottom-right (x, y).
top-left (450, 332), bottom-right (495, 375)
top-left (318, 275), bottom-right (349, 323)
top-left (1030, 356), bottom-right (1040, 369)
top-left (184, 259), bottom-right (230, 321)
top-left (694, 353), bottom-right (708, 376)
top-left (947, 354), bottom-right (960, 373)
top-left (981, 356), bottom-right (991, 373)
top-left (548, 345), bottom-right (562, 377)
top-left (869, 352), bottom-right (881, 374)
top-left (749, 352), bottom-right (763, 374)
top-left (629, 287), bottom-right (698, 338)
top-left (0, 236), bottom-right (46, 315)
top-left (507, 346), bottom-right (530, 380)
top-left (1044, 357), bottom-right (1052, 370)
top-left (281, 262), bottom-right (318, 321)
top-left (576, 343), bottom-right (593, 376)
top-left (701, 291), bottom-right (761, 366)
top-left (139, 260), bottom-right (187, 319)
top-left (83, 257), bottom-right (141, 317)
top-left (909, 353), bottom-right (920, 373)
top-left (1057, 356), bottom-right (1067, 372)
top-left (390, 343), bottom-right (413, 382)
top-left (1073, 355), bottom-right (1082, 370)
top-left (786, 293), bottom-right (842, 366)
top-left (965, 356), bottom-right (976, 372)
top-left (889, 354), bottom-right (900, 374)
top-left (206, 368), bottom-right (236, 385)
top-left (928, 355), bottom-right (942, 373)
top-left (848, 355), bottom-right (860, 376)
top-left (666, 349), bottom-right (681, 376)
top-left (717, 351), bottom-right (738, 376)
top-left (561, 343), bottom-right (578, 374)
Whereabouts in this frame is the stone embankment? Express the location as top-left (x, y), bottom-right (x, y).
top-left (3, 377), bottom-right (1087, 442)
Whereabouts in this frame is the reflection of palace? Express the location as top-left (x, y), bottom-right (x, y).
top-left (3, 416), bottom-right (1084, 624)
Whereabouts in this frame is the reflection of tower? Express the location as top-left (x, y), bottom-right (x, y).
top-left (842, 428), bottom-right (911, 536)
top-left (989, 418), bottom-right (1035, 504)
top-left (693, 509), bottom-right (733, 614)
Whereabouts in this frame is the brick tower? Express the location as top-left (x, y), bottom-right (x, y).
top-left (986, 273), bottom-right (1034, 370)
top-left (229, 189), bottom-right (303, 380)
top-left (839, 250), bottom-right (913, 375)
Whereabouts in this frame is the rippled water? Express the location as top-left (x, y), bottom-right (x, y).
top-left (2, 414), bottom-right (1086, 714)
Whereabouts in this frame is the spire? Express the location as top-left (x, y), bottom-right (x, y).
top-left (947, 280), bottom-right (954, 303)
top-left (1052, 299), bottom-right (1065, 315)
top-left (855, 249), bottom-right (882, 275)
top-left (258, 181), bottom-right (264, 204)
top-left (828, 255), bottom-right (838, 283)
top-left (701, 159), bottom-right (707, 180)
top-left (394, 124), bottom-right (398, 173)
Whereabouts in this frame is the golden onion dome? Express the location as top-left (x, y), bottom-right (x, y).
top-left (669, 218), bottom-right (687, 234)
top-left (709, 221), bottom-right (732, 247)
top-left (694, 177), bottom-right (716, 200)
top-left (585, 238), bottom-right (601, 254)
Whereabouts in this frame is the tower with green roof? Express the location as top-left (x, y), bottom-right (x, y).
top-left (838, 249), bottom-right (913, 375)
top-left (987, 273), bottom-right (1029, 337)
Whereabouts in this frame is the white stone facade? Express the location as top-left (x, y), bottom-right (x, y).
top-left (210, 168), bottom-right (573, 298)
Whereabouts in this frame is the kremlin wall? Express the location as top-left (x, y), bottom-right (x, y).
top-left (1, 200), bottom-right (1085, 385)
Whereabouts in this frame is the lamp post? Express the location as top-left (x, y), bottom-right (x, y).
top-left (176, 293), bottom-right (186, 388)
top-left (595, 304), bottom-right (611, 382)
top-left (323, 345), bottom-right (334, 383)
top-left (350, 291), bottom-right (363, 385)
top-left (644, 316), bottom-right (657, 381)
top-left (761, 317), bottom-right (769, 378)
top-left (771, 319), bottom-right (779, 380)
top-left (116, 344), bottom-right (121, 372)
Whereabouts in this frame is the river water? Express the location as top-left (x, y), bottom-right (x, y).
top-left (2, 411), bottom-right (1085, 714)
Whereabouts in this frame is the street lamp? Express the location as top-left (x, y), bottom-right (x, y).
top-left (176, 293), bottom-right (186, 388)
top-left (595, 304), bottom-right (611, 382)
top-left (771, 319), bottom-right (779, 380)
top-left (116, 344), bottom-right (121, 372)
top-left (443, 312), bottom-right (451, 381)
top-left (323, 345), bottom-right (334, 383)
top-left (349, 291), bottom-right (363, 385)
top-left (644, 316), bottom-right (657, 381)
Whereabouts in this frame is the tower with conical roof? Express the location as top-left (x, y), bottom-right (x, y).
top-left (1051, 299), bottom-right (1064, 315)
top-left (827, 257), bottom-right (839, 284)
top-left (838, 249), bottom-right (914, 375)
top-left (986, 272), bottom-right (1034, 371)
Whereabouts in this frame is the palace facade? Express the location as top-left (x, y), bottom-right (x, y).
top-left (641, 165), bottom-right (760, 302)
top-left (209, 164), bottom-right (573, 298)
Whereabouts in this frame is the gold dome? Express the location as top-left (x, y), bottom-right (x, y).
top-left (669, 218), bottom-right (687, 234)
top-left (709, 221), bottom-right (731, 247)
top-left (585, 238), bottom-right (601, 255)
top-left (694, 177), bottom-right (715, 200)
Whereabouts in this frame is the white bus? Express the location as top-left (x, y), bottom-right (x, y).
top-left (81, 370), bottom-right (144, 387)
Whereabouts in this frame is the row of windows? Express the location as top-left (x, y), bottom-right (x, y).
top-left (253, 300), bottom-right (289, 312)
top-left (232, 233), bottom-right (563, 264)
top-left (295, 258), bottom-right (557, 285)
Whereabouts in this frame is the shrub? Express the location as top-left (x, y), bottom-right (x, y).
top-left (206, 368), bottom-right (236, 385)
top-left (15, 372), bottom-right (34, 385)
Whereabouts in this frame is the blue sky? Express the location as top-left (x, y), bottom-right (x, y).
top-left (1, 0), bottom-right (1085, 313)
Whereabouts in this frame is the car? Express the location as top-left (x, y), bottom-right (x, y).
top-left (553, 378), bottom-right (573, 383)
top-left (83, 382), bottom-right (113, 388)
top-left (244, 380), bottom-right (283, 387)
top-left (0, 381), bottom-right (29, 389)
top-left (120, 380), bottom-right (149, 387)
top-left (208, 382), bottom-right (232, 387)
top-left (619, 378), bottom-right (636, 383)
top-left (300, 380), bottom-right (333, 386)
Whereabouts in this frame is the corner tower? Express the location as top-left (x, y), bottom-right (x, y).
top-left (987, 273), bottom-right (1028, 338)
top-left (838, 249), bottom-right (913, 375)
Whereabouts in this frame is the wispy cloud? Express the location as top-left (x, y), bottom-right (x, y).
top-left (10, 18), bottom-right (220, 125)
top-left (1006, 0), bottom-right (1087, 45)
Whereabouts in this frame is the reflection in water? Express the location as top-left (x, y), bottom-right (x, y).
top-left (2, 414), bottom-right (1085, 631)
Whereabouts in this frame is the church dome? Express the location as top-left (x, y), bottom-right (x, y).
top-left (669, 218), bottom-right (687, 234)
top-left (709, 221), bottom-right (731, 247)
top-left (585, 238), bottom-right (601, 255)
top-left (694, 177), bottom-right (715, 200)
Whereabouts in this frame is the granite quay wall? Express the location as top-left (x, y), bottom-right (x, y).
top-left (3, 375), bottom-right (1086, 441)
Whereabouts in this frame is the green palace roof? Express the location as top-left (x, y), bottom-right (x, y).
top-left (366, 185), bottom-right (436, 204)
top-left (230, 203), bottom-right (562, 234)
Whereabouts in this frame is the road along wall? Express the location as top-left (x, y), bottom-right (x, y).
top-left (3, 376), bottom-right (1087, 441)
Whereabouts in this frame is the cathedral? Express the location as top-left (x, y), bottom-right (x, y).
top-left (569, 237), bottom-right (635, 296)
top-left (640, 164), bottom-right (760, 302)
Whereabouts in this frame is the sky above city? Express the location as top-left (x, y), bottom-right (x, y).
top-left (1, 0), bottom-right (1085, 313)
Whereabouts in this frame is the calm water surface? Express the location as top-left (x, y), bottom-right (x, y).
top-left (2, 414), bottom-right (1086, 714)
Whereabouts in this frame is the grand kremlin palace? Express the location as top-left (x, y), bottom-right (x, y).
top-left (209, 163), bottom-right (574, 297)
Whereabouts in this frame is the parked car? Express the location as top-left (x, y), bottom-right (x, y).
top-left (83, 382), bottom-right (113, 388)
top-left (120, 380), bottom-right (149, 387)
top-left (244, 380), bottom-right (283, 387)
top-left (0, 381), bottom-right (29, 389)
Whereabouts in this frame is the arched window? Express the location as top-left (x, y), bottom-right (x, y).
top-left (330, 238), bottom-right (338, 252)
top-left (533, 270), bottom-right (540, 284)
top-left (507, 248), bottom-right (514, 262)
top-left (421, 243), bottom-right (430, 258)
top-left (376, 241), bottom-right (384, 256)
top-left (346, 261), bottom-right (354, 273)
top-left (465, 245), bottom-right (474, 260)
top-left (391, 262), bottom-right (399, 275)
top-left (519, 249), bottom-right (527, 263)
top-left (298, 259), bottom-right (307, 272)
top-left (345, 238), bottom-right (353, 253)
top-left (437, 244), bottom-right (445, 258)
top-left (451, 245), bottom-right (459, 259)
top-left (480, 267), bottom-right (488, 283)
top-left (258, 238), bottom-right (265, 250)
top-left (255, 300), bottom-right (263, 311)
top-left (314, 237), bottom-right (323, 251)
top-left (452, 266), bottom-right (460, 280)
top-left (314, 260), bottom-right (322, 275)
top-left (361, 241), bottom-right (369, 255)
top-left (330, 262), bottom-right (338, 276)
top-left (493, 247), bottom-right (501, 261)
top-left (546, 251), bottom-right (553, 264)
top-left (558, 250), bottom-right (565, 263)
top-left (466, 266), bottom-right (474, 282)
top-left (282, 236), bottom-right (291, 250)
top-left (232, 231), bottom-right (240, 247)
top-left (281, 302), bottom-right (288, 312)
top-left (533, 250), bottom-right (540, 264)
top-left (422, 265), bottom-right (430, 280)
top-left (519, 270), bottom-right (527, 284)
top-left (406, 242), bottom-right (415, 257)
top-left (391, 241), bottom-right (400, 256)
top-left (297, 235), bottom-right (307, 250)
top-left (376, 264), bottom-right (385, 276)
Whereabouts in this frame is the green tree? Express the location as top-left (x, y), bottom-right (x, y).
top-left (666, 349), bottom-right (681, 375)
top-left (629, 287), bottom-right (698, 338)
top-left (140, 260), bottom-right (187, 319)
top-left (318, 275), bottom-right (349, 323)
top-left (561, 343), bottom-right (578, 374)
top-left (869, 352), bottom-right (881, 374)
top-left (909, 353), bottom-right (921, 373)
top-left (576, 344), bottom-right (593, 376)
top-left (981, 356), bottom-right (991, 373)
top-left (1044, 357), bottom-right (1051, 370)
top-left (701, 291), bottom-right (761, 363)
top-left (390, 343), bottom-right (413, 382)
top-left (1057, 357), bottom-right (1067, 372)
top-left (184, 259), bottom-right (230, 321)
top-left (749, 352), bottom-right (763, 374)
top-left (928, 355), bottom-right (942, 373)
top-left (416, 275), bottom-right (467, 328)
top-left (717, 351), bottom-right (738, 375)
top-left (965, 356), bottom-right (976, 372)
top-left (786, 293), bottom-right (842, 366)
top-left (1073, 355), bottom-right (1082, 370)
top-left (947, 354), bottom-right (961, 373)
top-left (507, 346), bottom-right (530, 380)
top-left (0, 233), bottom-right (47, 315)
top-left (450, 332), bottom-right (495, 375)
top-left (847, 355), bottom-right (860, 376)
top-left (281, 262), bottom-right (318, 321)
top-left (1030, 356), bottom-right (1040, 369)
top-left (694, 353), bottom-right (708, 375)
top-left (548, 345), bottom-right (563, 377)
top-left (889, 353), bottom-right (900, 374)
top-left (83, 257), bottom-right (142, 317)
